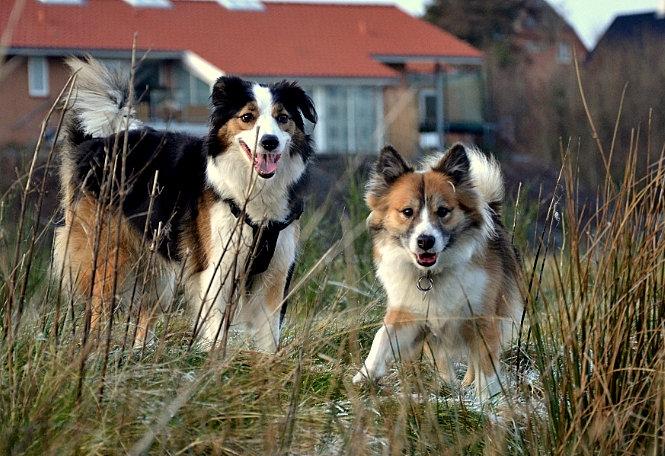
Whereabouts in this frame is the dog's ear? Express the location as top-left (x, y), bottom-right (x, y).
top-left (211, 75), bottom-right (249, 108)
top-left (433, 143), bottom-right (470, 185)
top-left (271, 81), bottom-right (318, 129)
top-left (375, 145), bottom-right (412, 183)
top-left (366, 145), bottom-right (413, 208)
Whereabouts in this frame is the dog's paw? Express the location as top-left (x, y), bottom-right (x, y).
top-left (132, 331), bottom-right (156, 351)
top-left (476, 374), bottom-right (503, 402)
top-left (352, 370), bottom-right (369, 385)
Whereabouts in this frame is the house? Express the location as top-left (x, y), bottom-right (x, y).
top-left (588, 8), bottom-right (665, 65)
top-left (0, 0), bottom-right (483, 157)
top-left (511, 0), bottom-right (588, 82)
top-left (583, 7), bottom-right (665, 162)
top-left (483, 0), bottom-right (588, 158)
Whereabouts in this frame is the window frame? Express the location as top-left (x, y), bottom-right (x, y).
top-left (28, 56), bottom-right (49, 98)
top-left (313, 85), bottom-right (382, 154)
top-left (419, 88), bottom-right (437, 133)
top-left (557, 42), bottom-right (573, 64)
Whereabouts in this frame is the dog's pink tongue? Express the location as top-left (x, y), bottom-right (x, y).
top-left (254, 153), bottom-right (280, 175)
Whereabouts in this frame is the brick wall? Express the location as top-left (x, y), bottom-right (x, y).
top-left (0, 56), bottom-right (70, 146)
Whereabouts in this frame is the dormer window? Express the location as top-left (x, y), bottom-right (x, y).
top-left (123, 0), bottom-right (172, 8)
top-left (37, 0), bottom-right (84, 4)
top-left (216, 0), bottom-right (264, 11)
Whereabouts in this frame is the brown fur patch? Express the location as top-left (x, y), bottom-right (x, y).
top-left (374, 173), bottom-right (422, 234)
top-left (265, 271), bottom-right (288, 313)
top-left (422, 171), bottom-right (484, 230)
top-left (456, 229), bottom-right (520, 380)
top-left (460, 316), bottom-right (502, 377)
top-left (384, 308), bottom-right (419, 327)
top-left (216, 101), bottom-right (258, 149)
top-left (272, 103), bottom-right (297, 135)
top-left (63, 196), bottom-right (138, 337)
top-left (181, 189), bottom-right (215, 274)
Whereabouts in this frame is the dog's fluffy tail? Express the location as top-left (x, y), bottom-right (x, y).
top-left (465, 146), bottom-right (505, 211)
top-left (63, 57), bottom-right (141, 141)
top-left (59, 57), bottom-right (142, 215)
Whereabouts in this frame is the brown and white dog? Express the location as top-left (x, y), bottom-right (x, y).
top-left (53, 58), bottom-right (316, 351)
top-left (353, 144), bottom-right (522, 399)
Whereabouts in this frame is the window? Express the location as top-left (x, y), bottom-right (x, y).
top-left (314, 86), bottom-right (382, 153)
top-left (28, 57), bottom-right (49, 98)
top-left (557, 42), bottom-right (572, 64)
top-left (122, 0), bottom-right (171, 8)
top-left (217, 0), bottom-right (264, 11)
top-left (419, 89), bottom-right (437, 133)
top-left (524, 40), bottom-right (542, 54)
top-left (352, 87), bottom-right (379, 152)
top-left (189, 74), bottom-right (210, 106)
top-left (323, 87), bottom-right (349, 152)
top-left (38, 0), bottom-right (84, 4)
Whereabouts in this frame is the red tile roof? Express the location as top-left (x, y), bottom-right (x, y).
top-left (2, 0), bottom-right (482, 78)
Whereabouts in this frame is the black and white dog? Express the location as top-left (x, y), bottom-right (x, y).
top-left (54, 58), bottom-right (317, 351)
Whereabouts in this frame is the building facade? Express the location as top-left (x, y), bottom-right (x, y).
top-left (1, 0), bottom-right (484, 157)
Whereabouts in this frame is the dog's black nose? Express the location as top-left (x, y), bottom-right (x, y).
top-left (417, 234), bottom-right (435, 251)
top-left (260, 135), bottom-right (279, 151)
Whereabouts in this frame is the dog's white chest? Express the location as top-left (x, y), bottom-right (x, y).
top-left (377, 251), bottom-right (488, 323)
top-left (205, 202), bottom-right (253, 268)
top-left (426, 267), bottom-right (488, 319)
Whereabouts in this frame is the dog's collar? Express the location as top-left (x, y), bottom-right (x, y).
top-left (223, 197), bottom-right (304, 284)
top-left (417, 271), bottom-right (433, 292)
top-left (224, 198), bottom-right (303, 234)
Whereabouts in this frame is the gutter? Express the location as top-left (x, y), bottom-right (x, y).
top-left (5, 46), bottom-right (183, 60)
top-left (372, 54), bottom-right (484, 66)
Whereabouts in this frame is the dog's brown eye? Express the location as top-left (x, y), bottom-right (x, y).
top-left (436, 207), bottom-right (450, 217)
top-left (240, 113), bottom-right (254, 123)
top-left (276, 114), bottom-right (289, 124)
top-left (401, 208), bottom-right (413, 217)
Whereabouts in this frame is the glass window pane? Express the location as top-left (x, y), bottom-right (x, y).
top-left (324, 86), bottom-right (348, 153)
top-left (353, 87), bottom-right (377, 153)
top-left (28, 57), bottom-right (49, 97)
top-left (191, 76), bottom-right (210, 106)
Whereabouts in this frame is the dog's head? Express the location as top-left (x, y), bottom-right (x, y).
top-left (366, 144), bottom-right (501, 271)
top-left (207, 76), bottom-right (317, 180)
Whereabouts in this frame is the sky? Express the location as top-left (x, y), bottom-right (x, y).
top-left (272, 0), bottom-right (663, 49)
top-left (547, 0), bottom-right (662, 48)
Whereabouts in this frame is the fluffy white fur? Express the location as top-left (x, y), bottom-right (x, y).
top-left (65, 57), bottom-right (142, 138)
top-left (426, 145), bottom-right (504, 243)
top-left (425, 145), bottom-right (504, 206)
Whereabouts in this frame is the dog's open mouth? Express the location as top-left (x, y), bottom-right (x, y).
top-left (416, 252), bottom-right (437, 267)
top-left (239, 140), bottom-right (281, 178)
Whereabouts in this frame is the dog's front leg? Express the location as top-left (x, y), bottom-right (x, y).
top-left (242, 269), bottom-right (289, 353)
top-left (353, 309), bottom-right (424, 384)
top-left (194, 262), bottom-right (233, 350)
top-left (243, 224), bottom-right (298, 353)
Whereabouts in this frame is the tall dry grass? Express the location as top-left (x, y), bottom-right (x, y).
top-left (0, 62), bottom-right (663, 455)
